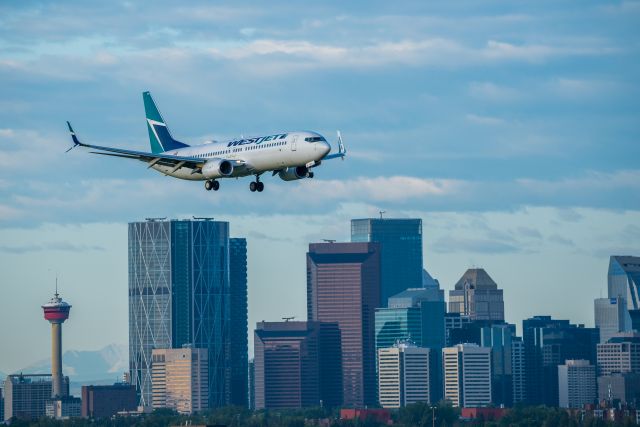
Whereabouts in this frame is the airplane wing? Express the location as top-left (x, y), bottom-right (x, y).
top-left (66, 121), bottom-right (204, 171)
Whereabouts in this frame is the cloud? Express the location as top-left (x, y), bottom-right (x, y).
top-left (465, 114), bottom-right (506, 126)
top-left (548, 234), bottom-right (575, 246)
top-left (432, 236), bottom-right (522, 254)
top-left (0, 241), bottom-right (105, 254)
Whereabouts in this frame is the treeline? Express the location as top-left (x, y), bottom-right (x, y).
top-left (6, 404), bottom-right (640, 427)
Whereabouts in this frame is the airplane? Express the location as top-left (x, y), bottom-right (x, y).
top-left (66, 91), bottom-right (346, 192)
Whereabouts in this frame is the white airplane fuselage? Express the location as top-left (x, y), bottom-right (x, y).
top-left (152, 130), bottom-right (330, 180)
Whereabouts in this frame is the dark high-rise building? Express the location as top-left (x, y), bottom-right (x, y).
top-left (81, 384), bottom-right (137, 418)
top-left (307, 242), bottom-right (381, 407)
top-left (253, 321), bottom-right (341, 409)
top-left (129, 218), bottom-right (246, 408)
top-left (522, 316), bottom-right (599, 406)
top-left (449, 268), bottom-right (504, 321)
top-left (376, 281), bottom-right (446, 403)
top-left (229, 238), bottom-right (248, 407)
top-left (351, 218), bottom-right (422, 306)
top-left (248, 360), bottom-right (255, 410)
top-left (608, 256), bottom-right (640, 330)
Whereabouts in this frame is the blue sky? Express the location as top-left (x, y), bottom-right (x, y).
top-left (0, 1), bottom-right (639, 373)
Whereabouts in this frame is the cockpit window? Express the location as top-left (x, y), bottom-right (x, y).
top-left (304, 136), bottom-right (326, 142)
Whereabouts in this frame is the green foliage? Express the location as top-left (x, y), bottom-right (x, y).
top-left (5, 405), bottom-right (639, 427)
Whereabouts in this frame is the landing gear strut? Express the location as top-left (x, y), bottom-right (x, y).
top-left (205, 180), bottom-right (220, 191)
top-left (250, 176), bottom-right (264, 192)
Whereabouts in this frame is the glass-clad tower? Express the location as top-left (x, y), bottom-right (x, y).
top-left (608, 256), bottom-right (640, 330)
top-left (229, 238), bottom-right (248, 406)
top-left (351, 218), bottom-right (423, 306)
top-left (129, 219), bottom-right (244, 408)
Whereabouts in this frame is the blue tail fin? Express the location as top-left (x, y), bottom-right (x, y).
top-left (143, 91), bottom-right (189, 153)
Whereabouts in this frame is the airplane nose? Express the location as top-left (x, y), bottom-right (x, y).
top-left (319, 141), bottom-right (330, 156)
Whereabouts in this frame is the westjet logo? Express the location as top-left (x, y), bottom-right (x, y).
top-left (227, 133), bottom-right (288, 147)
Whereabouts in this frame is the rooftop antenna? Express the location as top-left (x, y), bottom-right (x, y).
top-left (379, 210), bottom-right (386, 219)
top-left (282, 316), bottom-right (295, 322)
top-left (322, 239), bottom-right (336, 243)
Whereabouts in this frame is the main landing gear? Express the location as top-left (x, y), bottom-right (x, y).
top-left (204, 180), bottom-right (220, 191)
top-left (249, 176), bottom-right (264, 192)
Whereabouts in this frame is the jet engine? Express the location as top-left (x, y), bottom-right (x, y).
top-left (202, 159), bottom-right (233, 179)
top-left (278, 166), bottom-right (309, 181)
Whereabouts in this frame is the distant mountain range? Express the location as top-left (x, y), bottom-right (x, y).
top-left (9, 343), bottom-right (128, 395)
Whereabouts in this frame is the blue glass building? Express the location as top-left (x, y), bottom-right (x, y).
top-left (129, 219), bottom-right (245, 408)
top-left (608, 256), bottom-right (640, 330)
top-left (375, 281), bottom-right (446, 403)
top-left (229, 238), bottom-right (248, 406)
top-left (351, 218), bottom-right (423, 306)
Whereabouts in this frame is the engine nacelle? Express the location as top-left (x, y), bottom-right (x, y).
top-left (278, 166), bottom-right (309, 181)
top-left (202, 159), bottom-right (233, 179)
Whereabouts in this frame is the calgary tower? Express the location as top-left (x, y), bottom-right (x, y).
top-left (42, 286), bottom-right (71, 398)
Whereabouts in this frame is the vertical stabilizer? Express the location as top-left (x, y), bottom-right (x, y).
top-left (143, 91), bottom-right (189, 153)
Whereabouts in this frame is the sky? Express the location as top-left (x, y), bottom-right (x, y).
top-left (0, 0), bottom-right (639, 373)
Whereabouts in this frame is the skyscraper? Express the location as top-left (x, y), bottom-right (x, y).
top-left (442, 344), bottom-right (492, 408)
top-left (307, 242), bottom-right (381, 407)
top-left (448, 322), bottom-right (516, 407)
top-left (523, 316), bottom-right (599, 406)
top-left (511, 337), bottom-right (526, 405)
top-left (594, 297), bottom-right (632, 344)
top-left (151, 348), bottom-right (209, 414)
top-left (351, 218), bottom-right (422, 306)
top-left (378, 343), bottom-right (430, 408)
top-left (129, 218), bottom-right (245, 408)
top-left (608, 256), bottom-right (640, 330)
top-left (229, 238), bottom-right (248, 407)
top-left (558, 360), bottom-right (596, 409)
top-left (253, 321), bottom-right (341, 409)
top-left (597, 332), bottom-right (640, 375)
top-left (375, 283), bottom-right (446, 403)
top-left (448, 268), bottom-right (504, 321)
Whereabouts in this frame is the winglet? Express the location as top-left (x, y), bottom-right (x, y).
top-left (337, 130), bottom-right (346, 159)
top-left (66, 121), bottom-right (82, 152)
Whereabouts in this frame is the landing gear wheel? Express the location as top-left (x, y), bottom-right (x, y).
top-left (308, 172), bottom-right (314, 179)
top-left (205, 180), bottom-right (213, 191)
top-left (249, 182), bottom-right (257, 192)
top-left (257, 182), bottom-right (264, 192)
top-left (212, 181), bottom-right (220, 191)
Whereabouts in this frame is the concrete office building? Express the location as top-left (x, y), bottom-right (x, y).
top-left (253, 321), bottom-right (342, 409)
top-left (45, 397), bottom-right (81, 419)
top-left (449, 269), bottom-right (504, 321)
top-left (523, 316), bottom-right (599, 406)
top-left (351, 218), bottom-right (422, 306)
top-left (151, 348), bottom-right (209, 414)
top-left (595, 297), bottom-right (632, 344)
top-left (81, 383), bottom-right (137, 418)
top-left (307, 242), bottom-right (381, 407)
top-left (511, 337), bottom-right (526, 404)
top-left (558, 360), bottom-right (596, 409)
top-left (448, 322), bottom-right (516, 407)
top-left (443, 344), bottom-right (492, 408)
top-left (598, 373), bottom-right (640, 405)
top-left (378, 343), bottom-right (430, 408)
top-left (3, 374), bottom-right (68, 420)
top-left (597, 333), bottom-right (640, 375)
top-left (608, 256), bottom-right (640, 330)
top-left (129, 218), bottom-right (247, 408)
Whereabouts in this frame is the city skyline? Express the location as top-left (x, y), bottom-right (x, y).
top-left (1, 0), bottom-right (640, 376)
